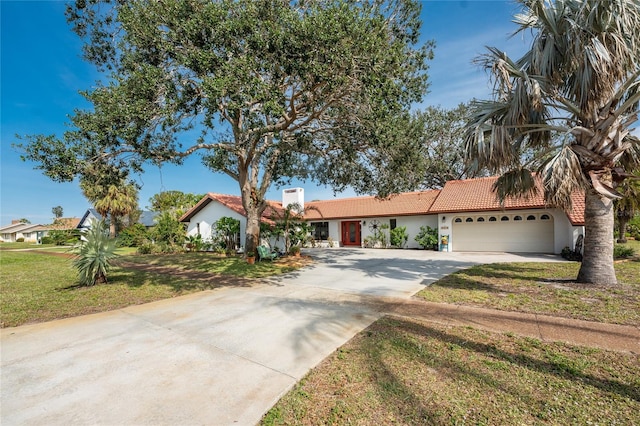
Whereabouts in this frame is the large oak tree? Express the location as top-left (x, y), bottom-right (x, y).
top-left (18, 0), bottom-right (433, 254)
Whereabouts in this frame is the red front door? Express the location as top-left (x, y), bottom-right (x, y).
top-left (341, 221), bottom-right (361, 246)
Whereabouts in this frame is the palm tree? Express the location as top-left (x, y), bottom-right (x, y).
top-left (615, 175), bottom-right (640, 243)
top-left (93, 183), bottom-right (139, 238)
top-left (465, 0), bottom-right (640, 284)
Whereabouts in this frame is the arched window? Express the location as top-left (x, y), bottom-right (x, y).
top-left (514, 215), bottom-right (522, 221)
top-left (454, 218), bottom-right (462, 223)
top-left (527, 215), bottom-right (536, 221)
top-left (477, 217), bottom-right (485, 222)
top-left (489, 216), bottom-right (497, 222)
top-left (541, 214), bottom-right (550, 220)
top-left (466, 217), bottom-right (473, 222)
top-left (501, 216), bottom-right (509, 221)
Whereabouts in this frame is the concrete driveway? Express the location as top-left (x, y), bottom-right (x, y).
top-left (1, 248), bottom-right (561, 425)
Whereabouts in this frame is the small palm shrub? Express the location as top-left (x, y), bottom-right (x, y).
top-left (72, 220), bottom-right (118, 286)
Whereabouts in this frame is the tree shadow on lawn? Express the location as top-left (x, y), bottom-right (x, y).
top-left (462, 263), bottom-right (562, 282)
top-left (115, 262), bottom-right (257, 291)
top-left (428, 263), bottom-right (574, 292)
top-left (362, 317), bottom-right (639, 422)
top-left (59, 262), bottom-right (256, 293)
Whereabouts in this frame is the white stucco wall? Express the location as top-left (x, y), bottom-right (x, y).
top-left (185, 201), bottom-right (246, 247)
top-left (549, 208), bottom-right (584, 254)
top-left (184, 201), bottom-right (287, 251)
top-left (312, 215), bottom-right (437, 248)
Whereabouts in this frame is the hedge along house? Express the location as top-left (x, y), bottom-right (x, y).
top-left (180, 176), bottom-right (585, 254)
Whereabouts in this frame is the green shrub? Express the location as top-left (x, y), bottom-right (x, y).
top-left (72, 220), bottom-right (117, 286)
top-left (614, 244), bottom-right (635, 259)
top-left (185, 234), bottom-right (205, 252)
top-left (41, 236), bottom-right (53, 245)
top-left (151, 212), bottom-right (186, 246)
top-left (48, 229), bottom-right (79, 245)
top-left (415, 226), bottom-right (438, 250)
top-left (16, 237), bottom-right (24, 243)
top-left (214, 216), bottom-right (241, 253)
top-left (117, 223), bottom-right (148, 247)
top-left (137, 242), bottom-right (154, 254)
top-left (390, 226), bottom-right (409, 248)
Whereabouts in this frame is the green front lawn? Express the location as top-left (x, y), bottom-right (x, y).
top-left (0, 250), bottom-right (308, 328)
top-left (263, 317), bottom-right (639, 425)
top-left (416, 261), bottom-right (640, 326)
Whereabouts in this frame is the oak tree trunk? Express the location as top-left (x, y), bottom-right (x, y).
top-left (576, 189), bottom-right (617, 284)
top-left (244, 207), bottom-right (261, 258)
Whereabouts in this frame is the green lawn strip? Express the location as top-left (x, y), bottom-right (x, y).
top-left (415, 261), bottom-right (640, 326)
top-left (0, 251), bottom-right (303, 328)
top-left (263, 317), bottom-right (640, 425)
top-left (0, 243), bottom-right (57, 251)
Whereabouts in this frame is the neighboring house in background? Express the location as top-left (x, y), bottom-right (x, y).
top-left (180, 176), bottom-right (586, 254)
top-left (0, 221), bottom-right (44, 243)
top-left (77, 209), bottom-right (160, 231)
top-left (138, 211), bottom-right (160, 227)
top-left (0, 218), bottom-right (81, 243)
top-left (77, 209), bottom-right (103, 231)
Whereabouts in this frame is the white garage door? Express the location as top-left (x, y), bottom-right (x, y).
top-left (452, 212), bottom-right (554, 253)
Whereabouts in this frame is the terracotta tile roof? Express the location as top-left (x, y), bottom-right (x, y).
top-left (429, 176), bottom-right (585, 225)
top-left (179, 177), bottom-right (585, 226)
top-left (304, 190), bottom-right (441, 220)
top-left (567, 192), bottom-right (586, 225)
top-left (179, 193), bottom-right (283, 224)
top-left (31, 218), bottom-right (82, 232)
top-left (50, 218), bottom-right (81, 230)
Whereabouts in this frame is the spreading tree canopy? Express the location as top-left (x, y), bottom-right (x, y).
top-left (17, 0), bottom-right (433, 254)
top-left (465, 0), bottom-right (640, 284)
top-left (415, 103), bottom-right (484, 188)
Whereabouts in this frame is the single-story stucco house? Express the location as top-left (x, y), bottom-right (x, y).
top-left (179, 176), bottom-right (585, 254)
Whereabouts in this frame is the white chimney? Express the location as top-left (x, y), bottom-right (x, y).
top-left (282, 188), bottom-right (304, 213)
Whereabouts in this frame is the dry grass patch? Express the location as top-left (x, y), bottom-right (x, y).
top-left (416, 261), bottom-right (640, 326)
top-left (263, 316), bottom-right (640, 425)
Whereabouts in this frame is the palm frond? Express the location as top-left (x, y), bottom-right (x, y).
top-left (540, 144), bottom-right (584, 210)
top-left (492, 168), bottom-right (538, 204)
top-left (617, 134), bottom-right (640, 170)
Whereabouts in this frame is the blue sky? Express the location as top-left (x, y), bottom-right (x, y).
top-left (1, 0), bottom-right (530, 225)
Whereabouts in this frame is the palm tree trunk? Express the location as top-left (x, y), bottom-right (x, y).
top-left (617, 217), bottom-right (629, 243)
top-left (576, 189), bottom-right (617, 284)
top-left (109, 213), bottom-right (117, 238)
